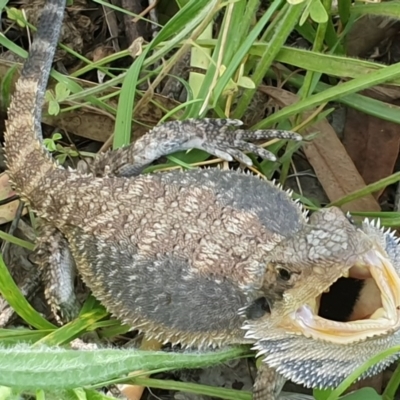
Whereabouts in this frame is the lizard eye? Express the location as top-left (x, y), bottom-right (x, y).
top-left (277, 267), bottom-right (292, 281)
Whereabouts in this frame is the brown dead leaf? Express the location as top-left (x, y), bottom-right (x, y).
top-left (91, 46), bottom-right (115, 63)
top-left (121, 0), bottom-right (150, 46)
top-left (261, 86), bottom-right (380, 212)
top-left (42, 109), bottom-right (116, 143)
top-left (0, 172), bottom-right (26, 225)
top-left (345, 15), bottom-right (399, 58)
top-left (363, 85), bottom-right (400, 102)
top-left (128, 37), bottom-right (145, 58)
top-left (42, 90), bottom-right (180, 144)
top-left (343, 103), bottom-right (400, 199)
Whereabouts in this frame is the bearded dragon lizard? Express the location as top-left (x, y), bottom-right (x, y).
top-left (4, 0), bottom-right (305, 398)
top-left (6, 1), bottom-right (400, 399)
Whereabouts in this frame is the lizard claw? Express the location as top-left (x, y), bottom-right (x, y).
top-left (185, 118), bottom-right (302, 166)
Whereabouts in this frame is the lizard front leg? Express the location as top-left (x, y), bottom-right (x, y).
top-left (34, 223), bottom-right (80, 322)
top-left (90, 118), bottom-right (301, 177)
top-left (253, 363), bottom-right (286, 400)
top-left (253, 363), bottom-right (314, 400)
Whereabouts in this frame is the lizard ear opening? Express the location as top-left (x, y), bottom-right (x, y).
top-left (241, 297), bottom-right (272, 320)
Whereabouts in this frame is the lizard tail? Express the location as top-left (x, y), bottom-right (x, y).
top-left (4, 0), bottom-right (66, 200)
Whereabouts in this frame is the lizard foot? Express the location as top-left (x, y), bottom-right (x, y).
top-left (182, 118), bottom-right (302, 166)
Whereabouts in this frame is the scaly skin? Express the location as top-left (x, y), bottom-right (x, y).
top-left (244, 208), bottom-right (400, 398)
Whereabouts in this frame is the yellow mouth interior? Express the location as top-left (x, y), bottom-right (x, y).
top-left (289, 250), bottom-right (400, 344)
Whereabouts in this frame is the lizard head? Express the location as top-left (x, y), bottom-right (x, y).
top-left (244, 206), bottom-right (400, 388)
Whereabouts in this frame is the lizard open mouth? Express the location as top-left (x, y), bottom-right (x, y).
top-left (291, 249), bottom-right (400, 344)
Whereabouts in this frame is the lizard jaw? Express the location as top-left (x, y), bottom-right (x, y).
top-left (290, 249), bottom-right (400, 344)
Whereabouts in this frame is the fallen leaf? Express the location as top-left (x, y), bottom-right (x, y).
top-left (343, 102), bottom-right (400, 199)
top-left (261, 86), bottom-right (380, 212)
top-left (345, 15), bottom-right (399, 57)
top-left (0, 172), bottom-right (26, 225)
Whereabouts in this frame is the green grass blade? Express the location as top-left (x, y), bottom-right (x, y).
top-left (326, 345), bottom-right (400, 399)
top-left (211, 0), bottom-right (284, 107)
top-left (0, 230), bottom-right (34, 251)
top-left (298, 0), bottom-right (330, 99)
top-left (114, 0), bottom-right (221, 144)
top-left (112, 49), bottom-right (149, 149)
top-left (92, 0), bottom-right (158, 24)
top-left (382, 362), bottom-right (400, 400)
top-left (83, 389), bottom-right (115, 400)
top-left (0, 65), bottom-right (18, 112)
top-left (351, 1), bottom-right (400, 18)
top-left (338, 0), bottom-right (352, 25)
top-left (129, 377), bottom-right (251, 400)
top-left (146, 0), bottom-right (221, 66)
top-left (0, 255), bottom-right (55, 330)
top-left (328, 172), bottom-right (400, 208)
top-left (0, 34), bottom-right (115, 115)
top-left (256, 60), bottom-right (400, 128)
top-left (35, 308), bottom-right (109, 347)
top-left (235, 0), bottom-right (261, 55)
top-left (0, 386), bottom-right (12, 399)
top-left (271, 47), bottom-right (399, 84)
top-left (233, 2), bottom-right (305, 119)
top-left (265, 68), bottom-right (400, 124)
